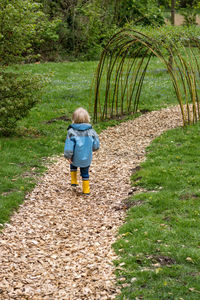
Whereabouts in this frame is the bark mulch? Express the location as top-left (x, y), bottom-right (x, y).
top-left (0, 106), bottom-right (183, 299)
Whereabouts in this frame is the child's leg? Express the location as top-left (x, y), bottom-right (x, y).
top-left (80, 166), bottom-right (90, 194)
top-left (70, 164), bottom-right (78, 186)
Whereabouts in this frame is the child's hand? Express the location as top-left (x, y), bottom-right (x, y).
top-left (67, 159), bottom-right (72, 164)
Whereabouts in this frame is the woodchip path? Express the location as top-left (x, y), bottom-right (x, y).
top-left (0, 106), bottom-right (183, 299)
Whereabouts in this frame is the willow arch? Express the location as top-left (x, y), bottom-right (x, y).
top-left (93, 28), bottom-right (200, 125)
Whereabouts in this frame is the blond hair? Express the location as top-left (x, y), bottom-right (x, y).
top-left (72, 107), bottom-right (90, 124)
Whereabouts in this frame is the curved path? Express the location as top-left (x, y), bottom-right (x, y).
top-left (0, 106), bottom-right (183, 299)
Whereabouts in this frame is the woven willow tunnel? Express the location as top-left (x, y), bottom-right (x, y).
top-left (93, 28), bottom-right (200, 125)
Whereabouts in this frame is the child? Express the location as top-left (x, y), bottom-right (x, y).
top-left (64, 107), bottom-right (100, 195)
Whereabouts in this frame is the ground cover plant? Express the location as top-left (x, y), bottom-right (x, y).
top-left (0, 54), bottom-right (190, 227)
top-left (113, 123), bottom-right (200, 299)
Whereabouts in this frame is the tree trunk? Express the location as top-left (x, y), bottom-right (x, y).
top-left (171, 0), bottom-right (175, 25)
top-left (168, 0), bottom-right (175, 70)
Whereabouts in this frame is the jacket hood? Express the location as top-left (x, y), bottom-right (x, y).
top-left (68, 123), bottom-right (92, 131)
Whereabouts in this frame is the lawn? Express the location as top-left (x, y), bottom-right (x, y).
top-left (113, 123), bottom-right (200, 299)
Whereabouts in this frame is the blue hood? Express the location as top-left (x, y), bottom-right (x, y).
top-left (68, 123), bottom-right (92, 131)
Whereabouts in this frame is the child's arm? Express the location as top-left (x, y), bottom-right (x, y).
top-left (64, 132), bottom-right (75, 161)
top-left (92, 130), bottom-right (100, 151)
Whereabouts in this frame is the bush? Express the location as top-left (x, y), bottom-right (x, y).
top-left (0, 71), bottom-right (47, 136)
top-left (0, 0), bottom-right (60, 64)
top-left (180, 8), bottom-right (198, 26)
top-left (30, 15), bottom-right (61, 62)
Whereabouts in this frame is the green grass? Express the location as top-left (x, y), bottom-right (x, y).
top-left (0, 55), bottom-right (189, 227)
top-left (113, 123), bottom-right (200, 299)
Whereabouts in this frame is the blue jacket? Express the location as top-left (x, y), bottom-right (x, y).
top-left (64, 123), bottom-right (100, 167)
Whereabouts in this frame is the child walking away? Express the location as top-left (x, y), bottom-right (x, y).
top-left (64, 107), bottom-right (100, 195)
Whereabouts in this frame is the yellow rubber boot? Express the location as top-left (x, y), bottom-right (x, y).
top-left (71, 171), bottom-right (78, 186)
top-left (82, 180), bottom-right (90, 195)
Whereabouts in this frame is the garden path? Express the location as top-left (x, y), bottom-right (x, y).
top-left (0, 105), bottom-right (183, 299)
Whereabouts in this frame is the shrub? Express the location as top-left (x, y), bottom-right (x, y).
top-left (0, 0), bottom-right (60, 64)
top-left (29, 15), bottom-right (61, 62)
top-left (0, 70), bottom-right (47, 136)
top-left (180, 8), bottom-right (198, 26)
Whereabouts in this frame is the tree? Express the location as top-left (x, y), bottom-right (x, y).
top-left (111, 0), bottom-right (165, 27)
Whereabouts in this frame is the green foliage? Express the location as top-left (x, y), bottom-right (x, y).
top-left (0, 0), bottom-right (60, 64)
top-left (4, 0), bottom-right (200, 62)
top-left (30, 16), bottom-right (61, 61)
top-left (115, 0), bottom-right (165, 27)
top-left (0, 0), bottom-right (39, 64)
top-left (73, 1), bottom-right (117, 60)
top-left (180, 8), bottom-right (198, 26)
top-left (0, 70), bottom-right (47, 135)
top-left (158, 0), bottom-right (199, 9)
top-left (36, 0), bottom-right (166, 60)
top-left (179, 0), bottom-right (199, 8)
